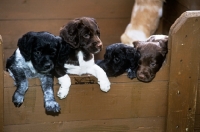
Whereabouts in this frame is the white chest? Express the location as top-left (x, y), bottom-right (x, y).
top-left (64, 51), bottom-right (95, 75)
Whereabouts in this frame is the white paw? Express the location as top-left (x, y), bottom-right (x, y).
top-left (98, 79), bottom-right (111, 92)
top-left (57, 86), bottom-right (69, 99)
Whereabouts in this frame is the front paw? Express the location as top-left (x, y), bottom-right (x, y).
top-left (12, 91), bottom-right (24, 107)
top-left (45, 100), bottom-right (60, 113)
top-left (57, 86), bottom-right (69, 99)
top-left (127, 69), bottom-right (136, 79)
top-left (99, 80), bottom-right (111, 92)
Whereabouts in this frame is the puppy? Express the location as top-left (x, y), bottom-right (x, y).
top-left (96, 43), bottom-right (140, 79)
top-left (56, 17), bottom-right (111, 99)
top-left (133, 35), bottom-right (168, 82)
top-left (121, 0), bottom-right (164, 45)
top-left (6, 31), bottom-right (63, 113)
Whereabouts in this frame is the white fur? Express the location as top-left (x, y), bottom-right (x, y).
top-left (57, 74), bottom-right (71, 99)
top-left (126, 27), bottom-right (147, 42)
top-left (57, 51), bottom-right (111, 99)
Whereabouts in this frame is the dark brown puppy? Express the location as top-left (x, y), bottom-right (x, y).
top-left (133, 35), bottom-right (168, 82)
top-left (57, 17), bottom-right (110, 99)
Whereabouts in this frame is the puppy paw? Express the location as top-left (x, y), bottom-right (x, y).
top-left (45, 100), bottom-right (60, 113)
top-left (99, 80), bottom-right (111, 92)
top-left (127, 69), bottom-right (136, 79)
top-left (57, 86), bottom-right (69, 99)
top-left (12, 92), bottom-right (24, 107)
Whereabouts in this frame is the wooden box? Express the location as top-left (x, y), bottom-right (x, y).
top-left (0, 0), bottom-right (200, 131)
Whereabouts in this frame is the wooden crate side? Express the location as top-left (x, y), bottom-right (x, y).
top-left (0, 36), bottom-right (3, 132)
top-left (0, 0), bottom-right (134, 20)
top-left (4, 117), bottom-right (165, 132)
top-left (4, 81), bottom-right (168, 125)
top-left (167, 11), bottom-right (200, 132)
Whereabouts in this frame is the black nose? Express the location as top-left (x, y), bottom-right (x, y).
top-left (44, 63), bottom-right (51, 69)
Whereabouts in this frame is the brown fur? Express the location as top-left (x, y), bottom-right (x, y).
top-left (133, 35), bottom-right (168, 82)
top-left (121, 0), bottom-right (165, 45)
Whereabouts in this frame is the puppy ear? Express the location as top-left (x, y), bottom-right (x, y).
top-left (158, 36), bottom-right (168, 56)
top-left (60, 20), bottom-right (80, 48)
top-left (132, 41), bottom-right (142, 50)
top-left (126, 48), bottom-right (140, 67)
top-left (17, 32), bottom-right (35, 61)
top-left (104, 46), bottom-right (113, 59)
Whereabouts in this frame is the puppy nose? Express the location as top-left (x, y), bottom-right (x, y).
top-left (44, 63), bottom-right (51, 69)
top-left (138, 74), bottom-right (145, 80)
top-left (97, 42), bottom-right (102, 47)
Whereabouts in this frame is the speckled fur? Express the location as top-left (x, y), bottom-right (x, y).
top-left (6, 31), bottom-right (63, 113)
top-left (7, 49), bottom-right (60, 112)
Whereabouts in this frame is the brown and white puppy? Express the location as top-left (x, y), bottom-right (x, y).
top-left (133, 35), bottom-right (168, 82)
top-left (121, 0), bottom-right (164, 45)
top-left (56, 17), bottom-right (110, 99)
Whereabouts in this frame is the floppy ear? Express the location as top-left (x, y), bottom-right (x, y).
top-left (104, 46), bottom-right (113, 60)
top-left (132, 41), bottom-right (142, 51)
top-left (17, 32), bottom-right (35, 61)
top-left (158, 36), bottom-right (168, 56)
top-left (125, 47), bottom-right (140, 79)
top-left (126, 47), bottom-right (140, 68)
top-left (60, 19), bottom-right (81, 48)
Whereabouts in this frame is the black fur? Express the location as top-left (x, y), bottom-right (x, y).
top-left (6, 31), bottom-right (72, 113)
top-left (96, 43), bottom-right (140, 79)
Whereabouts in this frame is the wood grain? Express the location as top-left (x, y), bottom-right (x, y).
top-left (4, 77), bottom-right (168, 125)
top-left (0, 35), bottom-right (4, 132)
top-left (0, 0), bottom-right (134, 20)
top-left (166, 11), bottom-right (200, 132)
top-left (4, 117), bottom-right (165, 132)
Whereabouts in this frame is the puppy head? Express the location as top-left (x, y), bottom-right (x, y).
top-left (18, 31), bottom-right (61, 73)
top-left (133, 35), bottom-right (168, 82)
top-left (97, 43), bottom-right (140, 77)
top-left (60, 17), bottom-right (102, 54)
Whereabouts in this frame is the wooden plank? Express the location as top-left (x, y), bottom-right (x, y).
top-left (0, 35), bottom-right (4, 132)
top-left (195, 81), bottom-right (200, 114)
top-left (166, 11), bottom-right (200, 132)
top-left (4, 81), bottom-right (168, 125)
top-left (0, 0), bottom-right (134, 20)
top-left (4, 117), bottom-right (165, 132)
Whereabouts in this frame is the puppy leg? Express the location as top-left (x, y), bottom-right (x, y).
top-left (39, 75), bottom-right (60, 112)
top-left (86, 64), bottom-right (110, 92)
top-left (57, 74), bottom-right (71, 99)
top-left (8, 66), bottom-right (28, 107)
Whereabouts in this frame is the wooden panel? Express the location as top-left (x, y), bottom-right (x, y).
top-left (4, 117), bottom-right (165, 132)
top-left (195, 82), bottom-right (200, 130)
top-left (4, 79), bottom-right (168, 125)
top-left (0, 0), bottom-right (134, 20)
top-left (167, 11), bottom-right (200, 132)
top-left (0, 36), bottom-right (4, 132)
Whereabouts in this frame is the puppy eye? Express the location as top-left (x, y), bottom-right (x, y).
top-left (35, 51), bottom-right (41, 56)
top-left (97, 31), bottom-right (100, 37)
top-left (83, 33), bottom-right (90, 38)
top-left (150, 63), bottom-right (156, 67)
top-left (114, 57), bottom-right (120, 63)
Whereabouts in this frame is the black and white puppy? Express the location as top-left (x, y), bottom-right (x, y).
top-left (96, 43), bottom-right (140, 79)
top-left (56, 17), bottom-right (111, 99)
top-left (133, 35), bottom-right (168, 82)
top-left (6, 31), bottom-right (63, 113)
